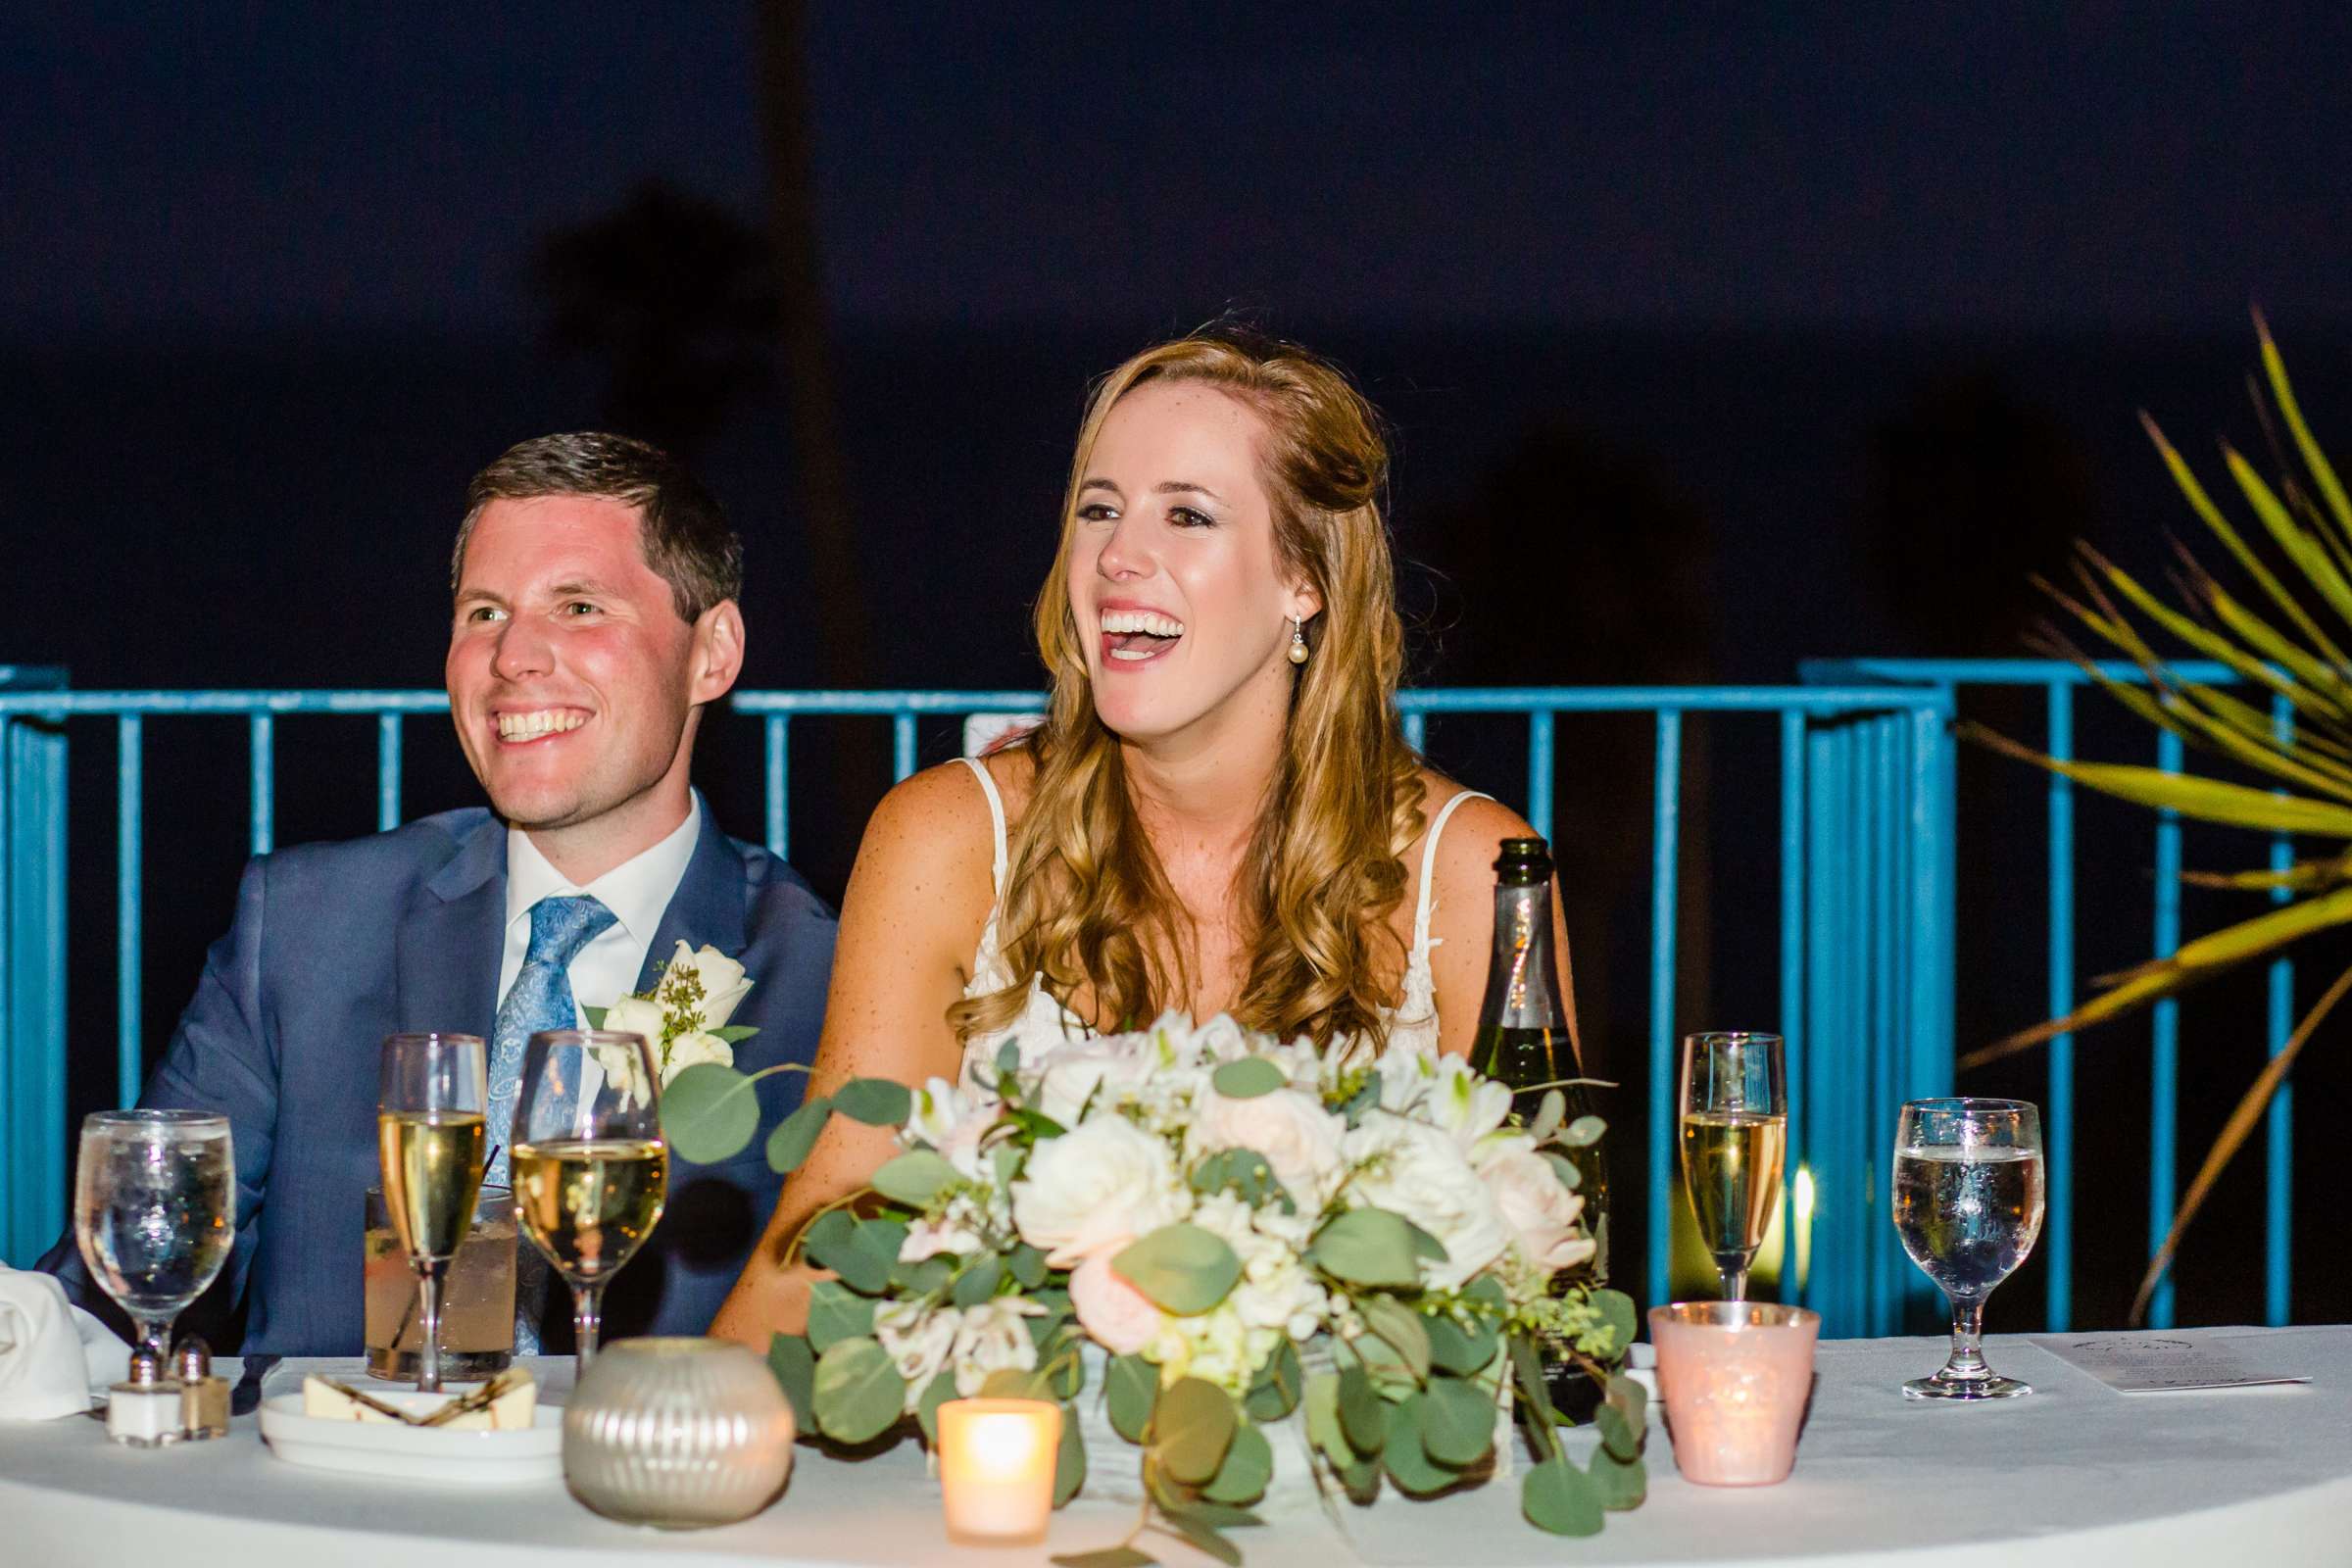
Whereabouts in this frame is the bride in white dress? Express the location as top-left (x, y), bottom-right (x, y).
top-left (713, 330), bottom-right (1585, 1346)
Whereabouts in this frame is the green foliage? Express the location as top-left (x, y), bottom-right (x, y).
top-left (832, 1076), bottom-right (912, 1127)
top-left (950, 1252), bottom-right (1004, 1308)
top-left (870, 1149), bottom-right (958, 1207)
top-left (659, 1062), bottom-right (760, 1162)
top-left (765, 1096), bottom-right (830, 1173)
top-left (1154, 1378), bottom-right (1239, 1485)
top-left (1113, 1224), bottom-right (1244, 1314)
top-left (1243, 1340), bottom-right (1301, 1422)
top-left (811, 1337), bottom-right (904, 1444)
top-left (1357, 1295), bottom-right (1433, 1385)
top-left (802, 1211), bottom-right (899, 1295)
top-left (766, 1332), bottom-right (814, 1430)
top-left (1561, 1115), bottom-right (1604, 1148)
top-left (1423, 1310), bottom-right (1498, 1376)
top-left (1524, 1450), bottom-right (1604, 1536)
top-left (1417, 1375), bottom-right (1494, 1467)
top-left (806, 1279), bottom-right (874, 1352)
top-left (1189, 1149), bottom-right (1293, 1211)
top-left (1307, 1207), bottom-right (1423, 1287)
top-left (1203, 1421), bottom-right (1273, 1504)
top-left (1106, 1352), bottom-right (1158, 1443)
top-left (1337, 1363), bottom-right (1386, 1455)
top-left (1209, 1057), bottom-right (1286, 1099)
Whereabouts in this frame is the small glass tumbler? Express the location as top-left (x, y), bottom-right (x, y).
top-left (365, 1185), bottom-right (517, 1383)
top-left (1649, 1300), bottom-right (1820, 1486)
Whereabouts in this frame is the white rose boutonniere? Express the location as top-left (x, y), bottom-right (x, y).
top-left (587, 940), bottom-right (760, 1089)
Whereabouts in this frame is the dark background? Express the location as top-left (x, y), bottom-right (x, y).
top-left (7, 3), bottom-right (2351, 1331)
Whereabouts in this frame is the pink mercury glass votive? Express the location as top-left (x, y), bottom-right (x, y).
top-left (1649, 1301), bottom-right (1820, 1486)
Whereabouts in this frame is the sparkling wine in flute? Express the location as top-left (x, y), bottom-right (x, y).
top-left (376, 1110), bottom-right (488, 1261)
top-left (1680, 1108), bottom-right (1788, 1275)
top-left (513, 1138), bottom-right (668, 1283)
top-left (1892, 1145), bottom-right (2045, 1299)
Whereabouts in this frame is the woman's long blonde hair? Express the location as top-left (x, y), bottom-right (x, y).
top-left (949, 332), bottom-right (1427, 1051)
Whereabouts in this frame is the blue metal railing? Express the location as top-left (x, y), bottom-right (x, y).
top-left (0, 679), bottom-right (1954, 1336)
top-left (1812, 659), bottom-right (2296, 1332)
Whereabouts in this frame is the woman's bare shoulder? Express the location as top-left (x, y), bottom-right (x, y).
top-left (1407, 768), bottom-right (1539, 894)
top-left (853, 758), bottom-right (1002, 907)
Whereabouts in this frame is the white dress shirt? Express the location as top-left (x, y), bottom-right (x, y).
top-left (498, 799), bottom-right (703, 1019)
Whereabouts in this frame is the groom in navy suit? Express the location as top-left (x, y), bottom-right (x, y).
top-left (41, 432), bottom-right (835, 1353)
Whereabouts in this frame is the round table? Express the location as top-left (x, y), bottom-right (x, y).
top-left (7, 1329), bottom-right (2350, 1566)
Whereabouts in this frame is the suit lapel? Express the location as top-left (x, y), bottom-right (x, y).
top-left (395, 813), bottom-right (508, 1039)
top-left (633, 797), bottom-right (748, 996)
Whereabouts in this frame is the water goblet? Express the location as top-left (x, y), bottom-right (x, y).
top-left (1892, 1098), bottom-right (2046, 1399)
top-left (1678, 1031), bottom-right (1788, 1301)
top-left (510, 1030), bottom-right (668, 1375)
top-left (73, 1110), bottom-right (235, 1375)
top-left (379, 1032), bottom-right (489, 1394)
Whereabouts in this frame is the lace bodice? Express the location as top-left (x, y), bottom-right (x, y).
top-left (956, 757), bottom-right (1488, 1080)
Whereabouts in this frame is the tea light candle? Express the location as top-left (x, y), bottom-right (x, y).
top-left (1649, 1301), bottom-right (1819, 1487)
top-left (937, 1397), bottom-right (1062, 1544)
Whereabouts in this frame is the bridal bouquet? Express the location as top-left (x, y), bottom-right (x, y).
top-left (664, 1014), bottom-right (1643, 1564)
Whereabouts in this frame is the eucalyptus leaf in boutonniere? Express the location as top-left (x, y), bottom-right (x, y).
top-left (586, 941), bottom-right (760, 1089)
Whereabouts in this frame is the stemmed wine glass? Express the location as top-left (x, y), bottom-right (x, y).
top-left (510, 1029), bottom-right (668, 1374)
top-left (74, 1110), bottom-right (235, 1393)
top-left (1678, 1031), bottom-right (1788, 1301)
top-left (1891, 1098), bottom-right (2046, 1399)
top-left (379, 1033), bottom-right (489, 1394)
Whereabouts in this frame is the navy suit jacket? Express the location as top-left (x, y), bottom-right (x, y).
top-left (40, 799), bottom-right (834, 1354)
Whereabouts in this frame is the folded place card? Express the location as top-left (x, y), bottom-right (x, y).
top-left (2030, 1331), bottom-right (2313, 1394)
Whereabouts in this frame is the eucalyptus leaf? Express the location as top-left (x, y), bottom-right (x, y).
top-left (1209, 1056), bottom-right (1286, 1099)
top-left (915, 1369), bottom-right (956, 1446)
top-left (981, 1367), bottom-right (1054, 1399)
top-left (1054, 1401), bottom-right (1087, 1507)
top-left (1529, 1088), bottom-right (1566, 1142)
top-left (833, 1077), bottom-right (913, 1127)
top-left (1203, 1419), bottom-right (1273, 1504)
top-left (1008, 1242), bottom-right (1049, 1290)
top-left (709, 1024), bottom-right (759, 1044)
top-left (996, 1039), bottom-right (1022, 1077)
top-left (659, 1062), bottom-right (760, 1163)
top-left (1525, 1449), bottom-right (1604, 1536)
top-left (1114, 1224), bottom-right (1244, 1315)
top-left (1590, 1447), bottom-right (1647, 1510)
top-left (1592, 1289), bottom-right (1638, 1357)
top-left (872, 1149), bottom-right (959, 1207)
top-left (766, 1096), bottom-right (832, 1174)
top-left (1418, 1374), bottom-right (1494, 1467)
top-left (890, 1253), bottom-right (954, 1295)
top-left (807, 1279), bottom-right (875, 1353)
top-left (1050, 1549), bottom-right (1154, 1568)
top-left (1381, 1393), bottom-right (1457, 1496)
top-left (1605, 1373), bottom-right (1648, 1433)
top-left (1595, 1404), bottom-right (1641, 1463)
top-left (767, 1332), bottom-right (814, 1430)
top-left (1244, 1339), bottom-right (1302, 1422)
top-left (1509, 1334), bottom-right (1559, 1430)
top-left (1541, 1151), bottom-right (1583, 1191)
top-left (1161, 1512), bottom-right (1241, 1568)
top-left (581, 1005), bottom-right (608, 1028)
top-left (1154, 1377), bottom-right (1238, 1486)
top-left (1303, 1370), bottom-right (1348, 1462)
top-left (1337, 1363), bottom-right (1386, 1456)
top-left (812, 1337), bottom-right (905, 1445)
top-left (1424, 1312), bottom-right (1498, 1377)
top-left (1107, 1351), bottom-right (1158, 1444)
top-left (948, 1253), bottom-right (1003, 1309)
top-left (1359, 1295), bottom-right (1433, 1385)
top-left (1308, 1207), bottom-right (1422, 1288)
top-left (1561, 1115), bottom-right (1605, 1148)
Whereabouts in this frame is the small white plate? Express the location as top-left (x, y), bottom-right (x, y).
top-left (258, 1388), bottom-right (564, 1486)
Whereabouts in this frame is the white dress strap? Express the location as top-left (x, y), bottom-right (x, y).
top-left (1411, 790), bottom-right (1494, 956)
top-left (957, 756), bottom-right (1010, 898)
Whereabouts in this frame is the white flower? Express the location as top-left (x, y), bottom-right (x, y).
top-left (902, 1214), bottom-right (987, 1262)
top-left (1343, 1111), bottom-right (1510, 1290)
top-left (1190, 1086), bottom-right (1347, 1208)
top-left (602, 995), bottom-right (669, 1060)
top-left (906, 1077), bottom-right (998, 1179)
top-left (1191, 1192), bottom-right (1326, 1344)
top-left (1373, 1039), bottom-right (1444, 1112)
top-left (876, 1298), bottom-right (957, 1394)
top-left (1032, 1036), bottom-right (1161, 1127)
top-left (1428, 1055), bottom-right (1515, 1154)
top-left (663, 941), bottom-right (753, 1028)
top-left (951, 1297), bottom-right (1044, 1396)
top-left (1188, 1013), bottom-right (1251, 1065)
top-left (661, 1029), bottom-right (734, 1087)
top-left (1011, 1115), bottom-right (1188, 1266)
top-left (1479, 1135), bottom-right (1594, 1275)
top-left (1070, 1252), bottom-right (1164, 1355)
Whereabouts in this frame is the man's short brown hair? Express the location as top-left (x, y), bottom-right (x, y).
top-left (452, 432), bottom-right (743, 622)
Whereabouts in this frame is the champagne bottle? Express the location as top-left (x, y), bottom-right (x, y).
top-left (1468, 837), bottom-right (1611, 1338)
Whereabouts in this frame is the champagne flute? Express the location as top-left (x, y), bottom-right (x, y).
top-left (1892, 1098), bottom-right (2045, 1400)
top-left (74, 1110), bottom-right (235, 1382)
top-left (1678, 1031), bottom-right (1788, 1302)
top-left (379, 1033), bottom-right (489, 1394)
top-left (510, 1029), bottom-right (667, 1373)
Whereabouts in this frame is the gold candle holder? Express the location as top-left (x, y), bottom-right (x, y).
top-left (937, 1397), bottom-right (1062, 1544)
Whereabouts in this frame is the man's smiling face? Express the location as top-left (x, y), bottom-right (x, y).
top-left (445, 493), bottom-right (706, 839)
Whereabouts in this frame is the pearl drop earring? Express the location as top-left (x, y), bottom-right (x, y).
top-left (1288, 615), bottom-right (1309, 665)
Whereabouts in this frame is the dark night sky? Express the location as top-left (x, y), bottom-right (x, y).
top-left (9, 4), bottom-right (2351, 343)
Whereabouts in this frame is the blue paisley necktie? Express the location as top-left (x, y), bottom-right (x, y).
top-left (488, 894), bottom-right (616, 1352)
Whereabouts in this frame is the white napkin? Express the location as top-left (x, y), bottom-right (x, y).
top-left (0, 1265), bottom-right (131, 1420)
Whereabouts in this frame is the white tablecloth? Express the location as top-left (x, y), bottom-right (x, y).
top-left (6, 1328), bottom-right (2351, 1566)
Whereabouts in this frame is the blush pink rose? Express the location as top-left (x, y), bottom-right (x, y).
top-left (1070, 1252), bottom-right (1163, 1355)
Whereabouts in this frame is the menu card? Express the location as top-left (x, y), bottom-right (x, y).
top-left (2030, 1331), bottom-right (2313, 1394)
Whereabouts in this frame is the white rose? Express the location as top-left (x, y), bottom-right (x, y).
top-left (663, 941), bottom-right (754, 1029)
top-left (1033, 1037), bottom-right (1160, 1128)
top-left (601, 995), bottom-right (669, 1059)
top-left (660, 1029), bottom-right (734, 1087)
top-left (1479, 1136), bottom-right (1594, 1275)
top-left (1343, 1111), bottom-right (1510, 1290)
top-left (951, 1297), bottom-right (1044, 1396)
top-left (1189, 1013), bottom-right (1250, 1064)
top-left (875, 1299), bottom-right (957, 1395)
top-left (1190, 1086), bottom-right (1347, 1208)
top-left (1011, 1116), bottom-right (1188, 1266)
